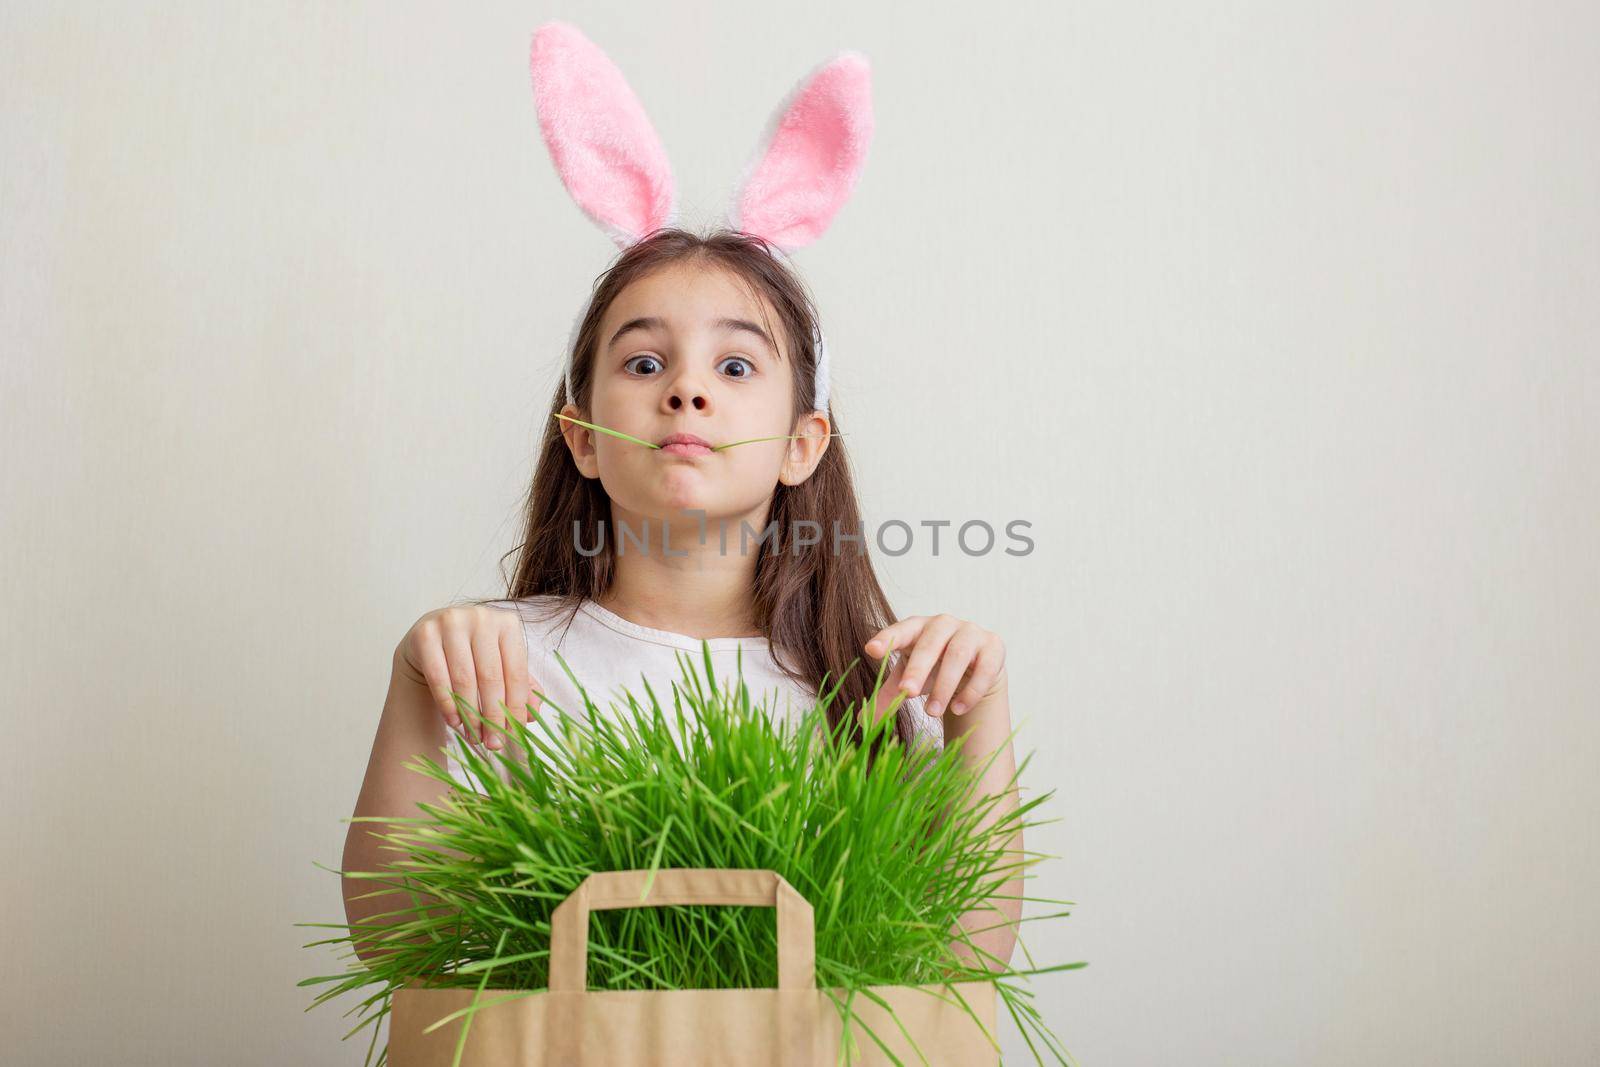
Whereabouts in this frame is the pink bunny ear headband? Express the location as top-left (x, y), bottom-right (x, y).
top-left (528, 21), bottom-right (874, 414)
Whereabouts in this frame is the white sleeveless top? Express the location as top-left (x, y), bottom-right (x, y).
top-left (444, 595), bottom-right (940, 792)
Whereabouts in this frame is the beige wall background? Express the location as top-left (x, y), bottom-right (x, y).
top-left (4, 2), bottom-right (1597, 1064)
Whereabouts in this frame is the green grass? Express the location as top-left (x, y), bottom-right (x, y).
top-left (554, 412), bottom-right (845, 452)
top-left (299, 643), bottom-right (1085, 1065)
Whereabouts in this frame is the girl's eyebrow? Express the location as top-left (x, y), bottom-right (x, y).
top-left (606, 316), bottom-right (782, 360)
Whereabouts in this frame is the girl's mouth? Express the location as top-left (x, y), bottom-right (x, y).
top-left (659, 432), bottom-right (714, 457)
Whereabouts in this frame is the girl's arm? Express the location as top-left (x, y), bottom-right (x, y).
top-left (340, 648), bottom-right (466, 968)
top-left (866, 616), bottom-right (1020, 973)
top-left (942, 671), bottom-right (1023, 973)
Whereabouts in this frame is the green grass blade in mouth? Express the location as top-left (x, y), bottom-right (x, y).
top-left (553, 415), bottom-right (844, 453)
top-left (552, 413), bottom-right (661, 449)
top-left (712, 432), bottom-right (847, 452)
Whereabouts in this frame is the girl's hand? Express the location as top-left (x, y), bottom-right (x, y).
top-left (865, 614), bottom-right (1008, 719)
top-left (394, 604), bottom-right (540, 749)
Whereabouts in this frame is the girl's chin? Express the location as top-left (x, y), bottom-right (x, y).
top-left (654, 471), bottom-right (716, 502)
top-left (638, 486), bottom-right (717, 516)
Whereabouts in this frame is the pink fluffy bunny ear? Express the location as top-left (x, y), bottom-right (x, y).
top-left (725, 51), bottom-right (874, 254)
top-left (529, 22), bottom-right (677, 248)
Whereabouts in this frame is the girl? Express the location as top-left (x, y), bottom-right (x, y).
top-left (343, 24), bottom-right (1021, 976)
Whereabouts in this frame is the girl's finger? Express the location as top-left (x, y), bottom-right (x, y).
top-left (501, 622), bottom-right (532, 726)
top-left (414, 627), bottom-right (464, 734)
top-left (926, 625), bottom-right (986, 717)
top-left (949, 638), bottom-right (1006, 716)
top-left (898, 614), bottom-right (963, 700)
top-left (440, 618), bottom-right (481, 745)
top-left (864, 616), bottom-right (927, 659)
top-left (472, 623), bottom-right (507, 751)
top-left (499, 620), bottom-right (536, 765)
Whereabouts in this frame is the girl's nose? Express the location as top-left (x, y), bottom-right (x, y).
top-left (665, 386), bottom-right (709, 411)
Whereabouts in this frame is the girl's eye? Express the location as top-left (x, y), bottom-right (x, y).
top-left (623, 354), bottom-right (664, 376)
top-left (622, 354), bottom-right (756, 380)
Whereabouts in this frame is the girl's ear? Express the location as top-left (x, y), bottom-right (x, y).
top-left (529, 22), bottom-right (678, 249)
top-left (556, 403), bottom-right (601, 478)
top-left (778, 413), bottom-right (834, 486)
top-left (723, 52), bottom-right (875, 254)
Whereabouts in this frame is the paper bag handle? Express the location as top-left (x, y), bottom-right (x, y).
top-left (547, 867), bottom-right (816, 992)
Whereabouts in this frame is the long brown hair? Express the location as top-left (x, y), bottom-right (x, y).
top-left (470, 227), bottom-right (918, 751)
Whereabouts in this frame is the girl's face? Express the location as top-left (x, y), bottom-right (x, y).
top-left (559, 260), bottom-right (831, 530)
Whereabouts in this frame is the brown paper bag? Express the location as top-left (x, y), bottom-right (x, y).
top-left (389, 867), bottom-right (999, 1065)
